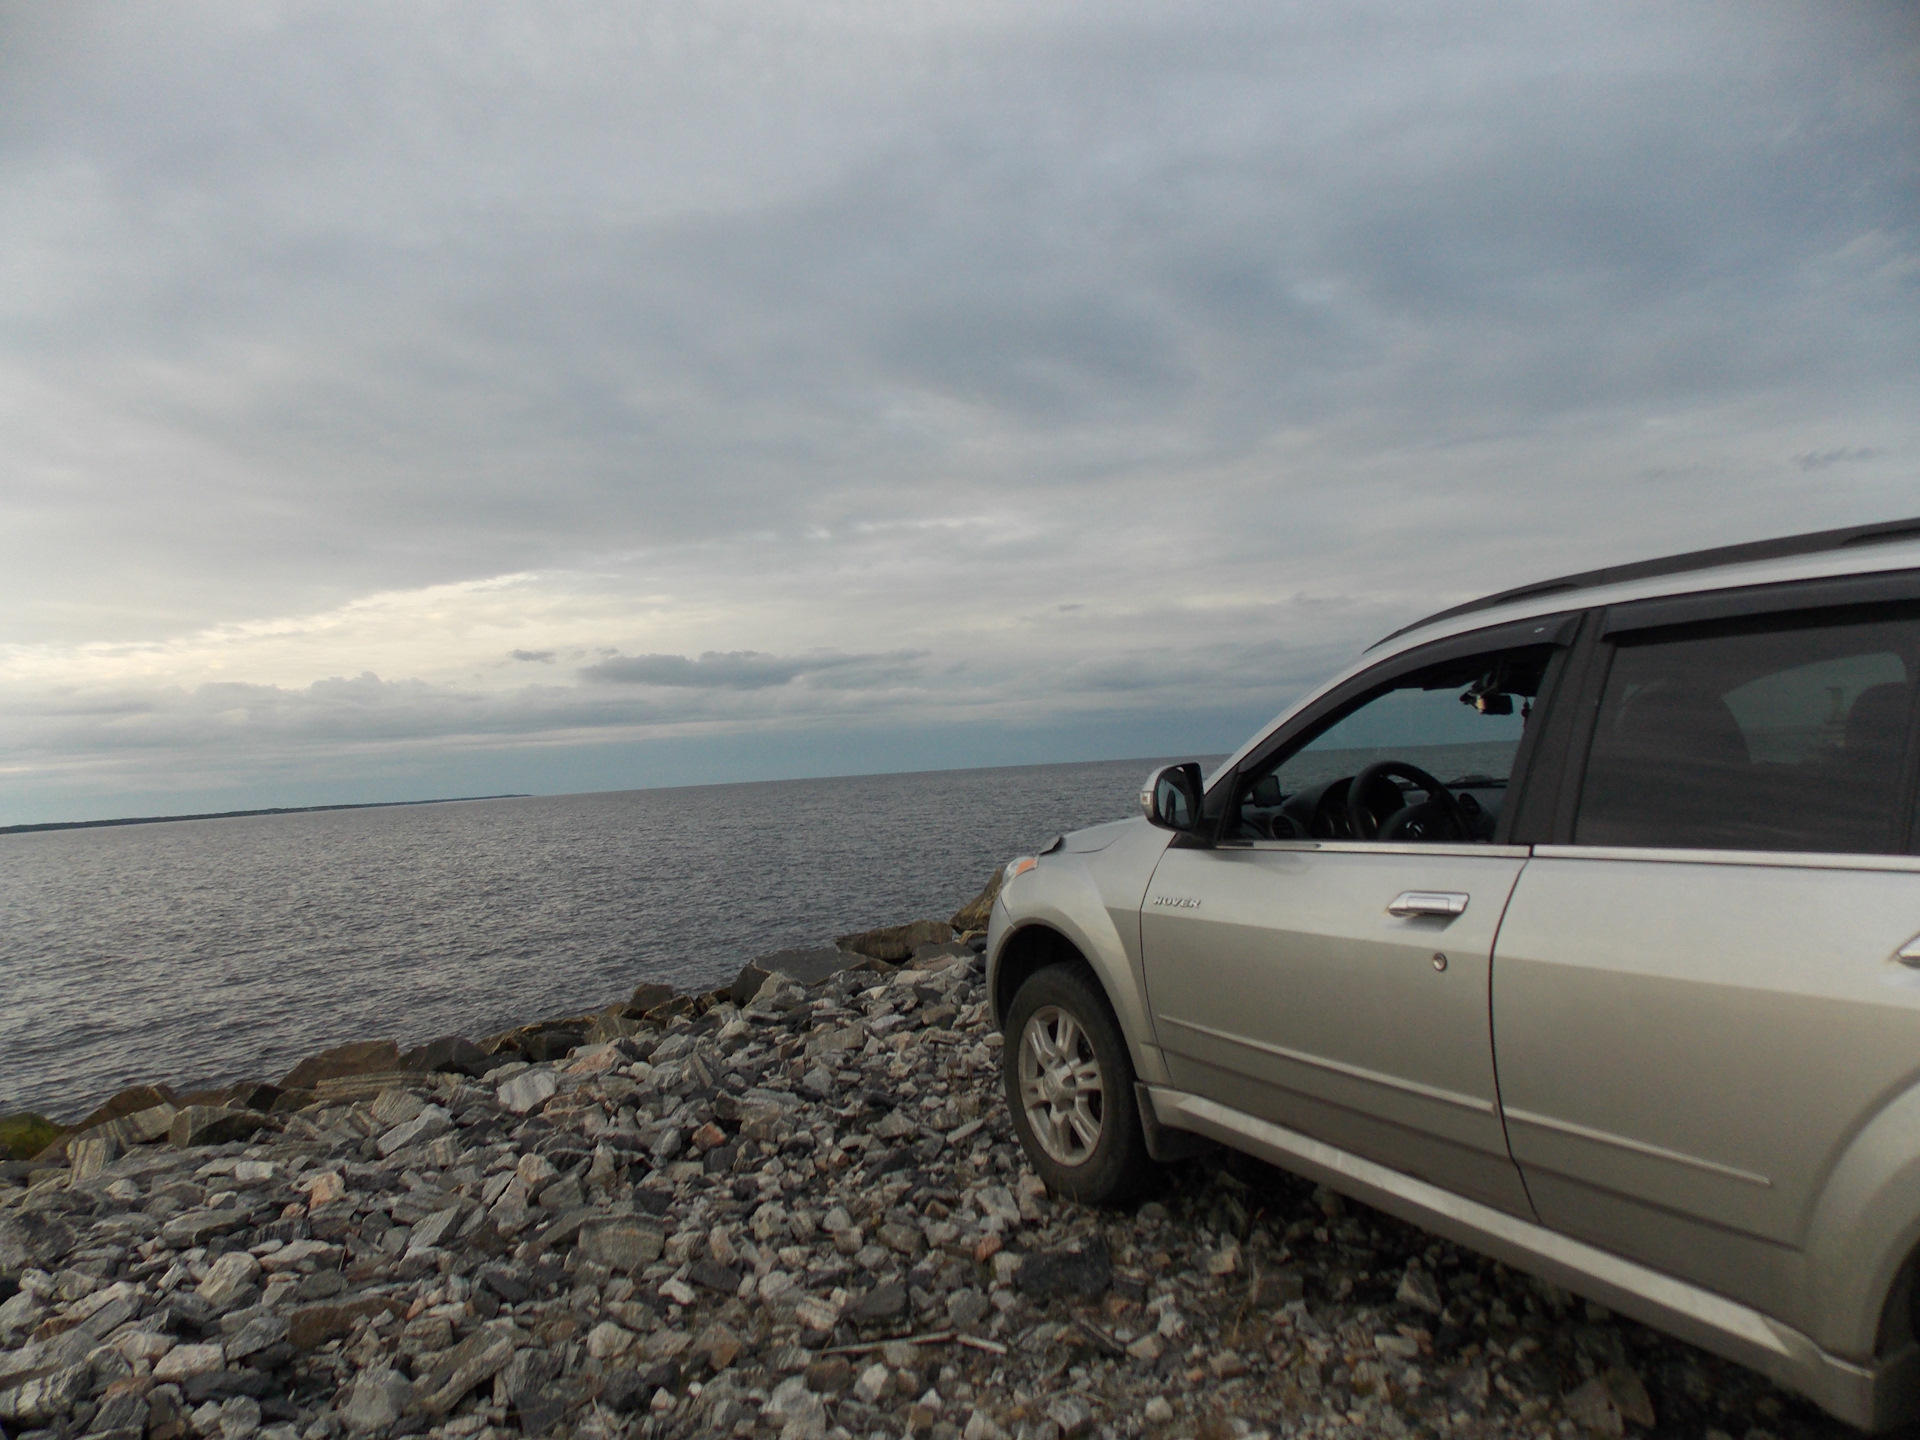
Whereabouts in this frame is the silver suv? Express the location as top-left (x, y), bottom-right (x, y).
top-left (987, 517), bottom-right (1920, 1430)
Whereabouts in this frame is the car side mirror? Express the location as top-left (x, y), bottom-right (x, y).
top-left (1140, 762), bottom-right (1205, 833)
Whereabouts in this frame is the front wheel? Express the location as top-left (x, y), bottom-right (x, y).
top-left (1003, 963), bottom-right (1154, 1204)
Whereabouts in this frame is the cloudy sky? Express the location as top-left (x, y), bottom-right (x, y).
top-left (2, 1), bottom-right (1916, 824)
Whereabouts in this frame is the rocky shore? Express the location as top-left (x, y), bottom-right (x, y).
top-left (0, 881), bottom-right (1853, 1440)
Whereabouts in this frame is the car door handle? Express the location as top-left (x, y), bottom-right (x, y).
top-left (1387, 891), bottom-right (1470, 918)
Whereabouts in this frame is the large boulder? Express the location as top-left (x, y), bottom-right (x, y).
top-left (278, 1040), bottom-right (401, 1091)
top-left (400, 1036), bottom-right (490, 1077)
top-left (834, 920), bottom-right (952, 963)
top-left (0, 1114), bottom-right (64, 1162)
top-left (170, 1106), bottom-right (271, 1149)
top-left (628, 982), bottom-right (677, 1013)
top-left (950, 867), bottom-right (1005, 933)
top-left (730, 947), bottom-right (884, 1004)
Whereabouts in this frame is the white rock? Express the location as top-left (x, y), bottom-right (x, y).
top-left (853, 1362), bottom-right (891, 1405)
top-left (1144, 1396), bottom-right (1174, 1424)
top-left (585, 1321), bottom-right (634, 1359)
top-left (496, 1070), bottom-right (558, 1116)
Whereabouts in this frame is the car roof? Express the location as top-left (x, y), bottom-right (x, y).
top-left (1372, 514), bottom-right (1920, 649)
top-left (1209, 516), bottom-right (1920, 788)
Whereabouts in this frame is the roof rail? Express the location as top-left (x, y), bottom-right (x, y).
top-left (1370, 515), bottom-right (1920, 649)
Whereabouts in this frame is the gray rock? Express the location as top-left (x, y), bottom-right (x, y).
top-left (223, 1313), bottom-right (289, 1363)
top-left (375, 1104), bottom-right (451, 1157)
top-left (578, 1215), bottom-right (665, 1272)
top-left (339, 1367), bottom-right (411, 1433)
top-left (946, 1288), bottom-right (990, 1329)
top-left (1016, 1240), bottom-right (1111, 1301)
top-left (90, 1386), bottom-right (151, 1435)
top-left (196, 1252), bottom-right (262, 1312)
top-left (408, 1322), bottom-right (516, 1416)
top-left (496, 1071), bottom-right (557, 1116)
top-left (161, 1207), bottom-right (249, 1248)
top-left (68, 1134), bottom-right (122, 1182)
top-left (1396, 1263), bottom-right (1443, 1315)
top-left (848, 1281), bottom-right (908, 1325)
top-left (169, 1107), bottom-right (270, 1149)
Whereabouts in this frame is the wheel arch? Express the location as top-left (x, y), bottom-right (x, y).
top-left (989, 915), bottom-right (1167, 1087)
top-left (1804, 1079), bottom-right (1920, 1367)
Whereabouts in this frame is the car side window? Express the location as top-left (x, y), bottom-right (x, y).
top-left (1230, 646), bottom-right (1555, 843)
top-left (1574, 609), bottom-right (1920, 853)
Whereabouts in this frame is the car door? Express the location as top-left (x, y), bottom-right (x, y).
top-left (1141, 618), bottom-right (1573, 1217)
top-left (1492, 582), bottom-right (1920, 1326)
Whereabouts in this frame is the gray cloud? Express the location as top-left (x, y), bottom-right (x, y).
top-left (0, 1), bottom-right (1916, 820)
top-left (1794, 447), bottom-right (1883, 472)
top-left (578, 649), bottom-right (919, 690)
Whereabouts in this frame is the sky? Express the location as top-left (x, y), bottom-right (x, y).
top-left (1, 0), bottom-right (1917, 825)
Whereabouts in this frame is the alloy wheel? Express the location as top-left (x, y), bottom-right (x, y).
top-left (1017, 1003), bottom-right (1105, 1165)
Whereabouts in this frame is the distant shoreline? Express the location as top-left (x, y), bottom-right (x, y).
top-left (0, 794), bottom-right (530, 836)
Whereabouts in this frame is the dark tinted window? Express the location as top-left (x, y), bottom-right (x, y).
top-left (1575, 610), bottom-right (1919, 853)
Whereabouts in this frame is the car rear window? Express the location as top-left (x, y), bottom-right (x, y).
top-left (1575, 609), bottom-right (1920, 853)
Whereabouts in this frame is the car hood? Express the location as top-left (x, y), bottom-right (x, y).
top-left (1055, 818), bottom-right (1141, 854)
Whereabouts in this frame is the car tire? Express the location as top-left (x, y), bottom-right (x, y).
top-left (1003, 962), bottom-right (1155, 1204)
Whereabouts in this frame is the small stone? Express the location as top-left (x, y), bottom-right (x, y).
top-left (805, 1356), bottom-right (852, 1393)
top-left (1015, 1239), bottom-right (1111, 1300)
top-left (1210, 1349), bottom-right (1250, 1378)
top-left (794, 1295), bottom-right (840, 1332)
top-left (287, 1296), bottom-right (399, 1350)
top-left (1396, 1264), bottom-right (1443, 1316)
top-left (578, 1216), bottom-right (665, 1272)
top-left (849, 1281), bottom-right (908, 1325)
top-left (946, 1289), bottom-right (990, 1329)
top-left (196, 1252), bottom-right (262, 1312)
top-left (1603, 1367), bottom-right (1656, 1428)
top-left (1563, 1375), bottom-right (1624, 1436)
top-left (409, 1322), bottom-right (517, 1416)
top-left (496, 1070), bottom-right (558, 1115)
top-left (853, 1362), bottom-right (891, 1405)
top-left (376, 1103), bottom-right (452, 1157)
top-left (692, 1320), bottom-right (742, 1370)
top-left (585, 1321), bottom-right (634, 1359)
top-left (1045, 1395), bottom-right (1093, 1438)
top-left (300, 1171), bottom-right (346, 1206)
top-left (1373, 1333), bottom-right (1420, 1359)
top-left (224, 1313), bottom-right (290, 1362)
top-left (1143, 1396), bottom-right (1174, 1424)
top-left (1207, 1242), bottom-right (1240, 1276)
top-left (340, 1367), bottom-right (411, 1434)
top-left (153, 1344), bottom-right (226, 1383)
top-left (877, 1221), bottom-right (922, 1255)
top-left (0, 1364), bottom-right (88, 1426)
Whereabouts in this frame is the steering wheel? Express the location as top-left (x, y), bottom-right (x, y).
top-left (1346, 761), bottom-right (1471, 842)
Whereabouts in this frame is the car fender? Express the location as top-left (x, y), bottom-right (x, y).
top-left (987, 824), bottom-right (1173, 1087)
top-left (1800, 1080), bottom-right (1920, 1360)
